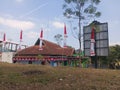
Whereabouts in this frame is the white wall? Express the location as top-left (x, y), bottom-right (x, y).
top-left (1, 52), bottom-right (14, 63)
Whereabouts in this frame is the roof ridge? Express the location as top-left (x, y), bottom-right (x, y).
top-left (43, 39), bottom-right (61, 48)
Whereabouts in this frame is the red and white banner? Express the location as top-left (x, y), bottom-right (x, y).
top-left (64, 24), bottom-right (67, 48)
top-left (39, 29), bottom-right (43, 50)
top-left (3, 33), bottom-right (6, 50)
top-left (90, 28), bottom-right (95, 56)
top-left (20, 30), bottom-right (22, 42)
top-left (18, 30), bottom-right (23, 50)
top-left (3, 33), bottom-right (6, 42)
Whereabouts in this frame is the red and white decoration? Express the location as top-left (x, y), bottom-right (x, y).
top-left (39, 29), bottom-right (43, 50)
top-left (3, 33), bottom-right (6, 49)
top-left (64, 24), bottom-right (67, 48)
top-left (90, 27), bottom-right (95, 56)
top-left (3, 33), bottom-right (6, 42)
top-left (18, 30), bottom-right (23, 50)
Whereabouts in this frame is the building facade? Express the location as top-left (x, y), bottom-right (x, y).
top-left (13, 39), bottom-right (80, 66)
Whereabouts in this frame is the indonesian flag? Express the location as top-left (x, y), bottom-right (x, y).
top-left (40, 29), bottom-right (43, 39)
top-left (64, 24), bottom-right (67, 37)
top-left (20, 30), bottom-right (22, 42)
top-left (90, 27), bottom-right (95, 56)
top-left (3, 33), bottom-right (6, 49)
top-left (39, 29), bottom-right (43, 50)
top-left (18, 30), bottom-right (23, 50)
top-left (3, 33), bottom-right (6, 42)
top-left (64, 24), bottom-right (67, 48)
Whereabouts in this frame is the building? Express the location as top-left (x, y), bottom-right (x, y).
top-left (13, 39), bottom-right (80, 66)
top-left (0, 40), bottom-right (27, 63)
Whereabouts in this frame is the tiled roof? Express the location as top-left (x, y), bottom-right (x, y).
top-left (16, 39), bottom-right (74, 56)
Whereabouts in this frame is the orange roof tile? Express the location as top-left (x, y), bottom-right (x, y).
top-left (16, 39), bottom-right (74, 56)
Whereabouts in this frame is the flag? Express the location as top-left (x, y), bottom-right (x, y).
top-left (3, 33), bottom-right (6, 50)
top-left (64, 24), bottom-right (67, 48)
top-left (3, 33), bottom-right (6, 42)
top-left (90, 27), bottom-right (95, 56)
top-left (39, 29), bottom-right (43, 50)
top-left (64, 24), bottom-right (67, 36)
top-left (18, 30), bottom-right (23, 50)
top-left (20, 30), bottom-right (22, 42)
top-left (40, 29), bottom-right (43, 39)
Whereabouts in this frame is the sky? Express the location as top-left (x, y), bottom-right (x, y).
top-left (0, 0), bottom-right (120, 49)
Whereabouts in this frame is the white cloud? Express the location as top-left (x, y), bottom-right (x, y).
top-left (0, 17), bottom-right (35, 30)
top-left (52, 21), bottom-right (64, 29)
top-left (109, 42), bottom-right (120, 46)
top-left (15, 0), bottom-right (24, 2)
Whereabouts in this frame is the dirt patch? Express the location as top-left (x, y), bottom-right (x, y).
top-left (22, 70), bottom-right (45, 76)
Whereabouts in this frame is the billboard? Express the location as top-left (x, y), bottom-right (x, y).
top-left (83, 21), bottom-right (109, 56)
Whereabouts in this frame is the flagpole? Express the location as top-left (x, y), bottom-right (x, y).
top-left (3, 33), bottom-right (6, 51)
top-left (90, 28), bottom-right (95, 56)
top-left (19, 30), bottom-right (22, 50)
top-left (90, 27), bottom-right (98, 68)
top-left (39, 29), bottom-right (43, 50)
top-left (64, 24), bottom-right (67, 48)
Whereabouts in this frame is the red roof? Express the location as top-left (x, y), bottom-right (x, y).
top-left (16, 40), bottom-right (74, 56)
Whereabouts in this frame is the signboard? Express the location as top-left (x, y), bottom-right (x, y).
top-left (83, 21), bottom-right (109, 56)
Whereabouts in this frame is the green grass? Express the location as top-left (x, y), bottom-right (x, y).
top-left (0, 63), bottom-right (120, 90)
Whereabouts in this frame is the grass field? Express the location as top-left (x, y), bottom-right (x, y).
top-left (0, 63), bottom-right (120, 90)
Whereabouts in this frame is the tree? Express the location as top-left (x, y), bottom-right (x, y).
top-left (108, 45), bottom-right (120, 62)
top-left (54, 34), bottom-right (63, 46)
top-left (96, 45), bottom-right (120, 68)
top-left (106, 45), bottom-right (120, 69)
top-left (63, 0), bottom-right (101, 56)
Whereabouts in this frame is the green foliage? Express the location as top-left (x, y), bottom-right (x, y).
top-left (63, 0), bottom-right (101, 19)
top-left (98, 56), bottom-right (109, 65)
top-left (63, 0), bottom-right (101, 52)
top-left (98, 45), bottom-right (120, 65)
top-left (95, 12), bottom-right (101, 17)
top-left (37, 54), bottom-right (43, 60)
top-left (91, 0), bottom-right (101, 4)
top-left (88, 45), bottom-right (120, 67)
top-left (54, 34), bottom-right (63, 46)
top-left (89, 20), bottom-right (100, 32)
top-left (108, 45), bottom-right (120, 62)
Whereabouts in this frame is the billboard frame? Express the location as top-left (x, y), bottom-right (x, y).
top-left (83, 21), bottom-right (109, 57)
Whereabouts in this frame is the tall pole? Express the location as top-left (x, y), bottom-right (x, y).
top-left (19, 30), bottom-right (22, 50)
top-left (64, 23), bottom-right (67, 48)
top-left (78, 1), bottom-right (82, 67)
top-left (3, 33), bottom-right (6, 51)
top-left (94, 29), bottom-right (98, 68)
top-left (90, 28), bottom-right (95, 56)
top-left (39, 29), bottom-right (43, 50)
top-left (90, 27), bottom-right (97, 68)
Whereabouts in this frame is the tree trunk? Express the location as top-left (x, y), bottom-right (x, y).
top-left (78, 3), bottom-right (82, 67)
top-left (78, 16), bottom-right (82, 67)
